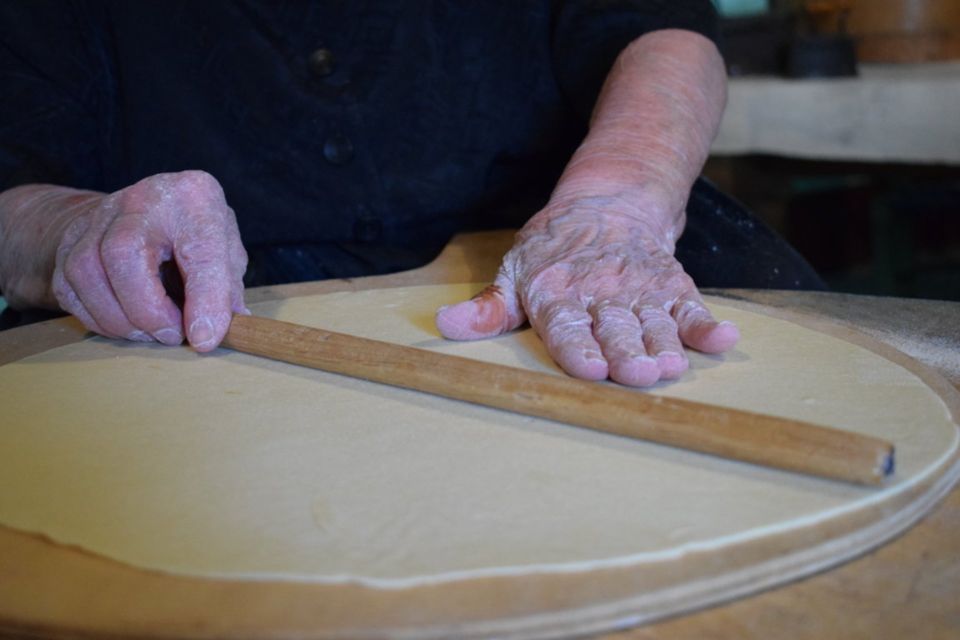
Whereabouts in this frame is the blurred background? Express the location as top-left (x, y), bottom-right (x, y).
top-left (707, 0), bottom-right (959, 300)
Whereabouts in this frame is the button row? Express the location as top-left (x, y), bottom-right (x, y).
top-left (308, 47), bottom-right (377, 241)
top-left (308, 48), bottom-right (354, 167)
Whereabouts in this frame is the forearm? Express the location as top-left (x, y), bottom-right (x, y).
top-left (435, 30), bottom-right (737, 384)
top-left (548, 29), bottom-right (727, 250)
top-left (0, 184), bottom-right (103, 309)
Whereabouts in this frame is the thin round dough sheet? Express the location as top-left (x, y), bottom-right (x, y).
top-left (0, 284), bottom-right (957, 587)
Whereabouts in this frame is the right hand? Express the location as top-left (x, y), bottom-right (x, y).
top-left (51, 171), bottom-right (248, 351)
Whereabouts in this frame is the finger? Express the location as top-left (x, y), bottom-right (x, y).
top-left (100, 216), bottom-right (184, 345)
top-left (175, 226), bottom-right (237, 352)
top-left (531, 298), bottom-right (607, 381)
top-left (52, 218), bottom-right (109, 336)
top-left (51, 266), bottom-right (109, 338)
top-left (58, 218), bottom-right (144, 340)
top-left (435, 269), bottom-right (526, 341)
top-left (590, 300), bottom-right (660, 387)
top-left (636, 305), bottom-right (688, 380)
top-left (227, 227), bottom-right (251, 315)
top-left (672, 293), bottom-right (740, 354)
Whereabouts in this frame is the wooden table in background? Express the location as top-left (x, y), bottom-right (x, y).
top-left (711, 62), bottom-right (960, 165)
top-left (1, 230), bottom-right (958, 639)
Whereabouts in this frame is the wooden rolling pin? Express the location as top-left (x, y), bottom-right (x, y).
top-left (221, 314), bottom-right (895, 485)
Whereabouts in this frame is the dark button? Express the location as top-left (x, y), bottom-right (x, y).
top-left (308, 48), bottom-right (335, 77)
top-left (353, 216), bottom-right (382, 243)
top-left (323, 134), bottom-right (354, 165)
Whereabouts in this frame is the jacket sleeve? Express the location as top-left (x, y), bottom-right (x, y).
top-left (552, 0), bottom-right (720, 120)
top-left (0, 0), bottom-right (113, 192)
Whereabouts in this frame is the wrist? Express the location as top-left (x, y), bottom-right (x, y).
top-left (541, 29), bottom-right (726, 257)
top-left (526, 193), bottom-right (684, 255)
top-left (0, 185), bottom-right (103, 308)
top-left (550, 166), bottom-right (687, 227)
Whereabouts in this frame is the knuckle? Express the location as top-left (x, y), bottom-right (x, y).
top-left (674, 299), bottom-right (710, 325)
top-left (123, 171), bottom-right (226, 219)
top-left (526, 262), bottom-right (567, 290)
top-left (521, 265), bottom-right (569, 312)
top-left (178, 238), bottom-right (227, 269)
top-left (62, 247), bottom-right (101, 285)
top-left (100, 227), bottom-right (144, 266)
top-left (593, 305), bottom-right (635, 338)
top-left (174, 171), bottom-right (227, 208)
top-left (540, 302), bottom-right (590, 338)
top-left (638, 306), bottom-right (675, 329)
top-left (114, 177), bottom-right (154, 207)
top-left (60, 216), bottom-right (90, 247)
top-left (177, 169), bottom-right (220, 191)
top-left (672, 273), bottom-right (698, 294)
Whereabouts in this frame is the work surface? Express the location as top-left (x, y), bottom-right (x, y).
top-left (1, 230), bottom-right (958, 639)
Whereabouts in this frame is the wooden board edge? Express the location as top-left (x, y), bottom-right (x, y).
top-left (3, 447), bottom-right (957, 640)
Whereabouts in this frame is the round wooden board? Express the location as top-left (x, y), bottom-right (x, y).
top-left (1, 235), bottom-right (958, 639)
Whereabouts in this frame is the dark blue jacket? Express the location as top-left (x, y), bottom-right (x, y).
top-left (0, 1), bottom-right (822, 290)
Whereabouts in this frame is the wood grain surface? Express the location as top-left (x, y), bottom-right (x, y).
top-left (1, 230), bottom-right (957, 639)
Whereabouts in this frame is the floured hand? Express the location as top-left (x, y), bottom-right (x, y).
top-left (436, 200), bottom-right (739, 386)
top-left (49, 171), bottom-right (248, 351)
top-left (438, 30), bottom-right (734, 386)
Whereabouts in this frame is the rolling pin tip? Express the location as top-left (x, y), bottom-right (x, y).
top-left (881, 449), bottom-right (896, 477)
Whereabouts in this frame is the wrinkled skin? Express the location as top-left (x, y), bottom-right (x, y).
top-left (1, 171), bottom-right (249, 351)
top-left (436, 200), bottom-right (739, 386)
top-left (436, 30), bottom-right (738, 386)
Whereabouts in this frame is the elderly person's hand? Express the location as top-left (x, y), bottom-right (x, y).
top-left (0, 170), bottom-right (247, 351)
top-left (436, 29), bottom-right (736, 386)
top-left (436, 200), bottom-right (738, 386)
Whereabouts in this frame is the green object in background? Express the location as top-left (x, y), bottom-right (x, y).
top-left (0, 297), bottom-right (6, 315)
top-left (713, 0), bottom-right (769, 17)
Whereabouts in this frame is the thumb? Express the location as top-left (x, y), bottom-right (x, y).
top-left (436, 271), bottom-right (527, 341)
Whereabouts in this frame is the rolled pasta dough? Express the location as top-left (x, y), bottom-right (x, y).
top-left (0, 284), bottom-right (956, 586)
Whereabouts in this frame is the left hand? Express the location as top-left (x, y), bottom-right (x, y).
top-left (435, 199), bottom-right (739, 386)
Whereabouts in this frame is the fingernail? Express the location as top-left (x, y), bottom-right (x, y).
top-left (189, 317), bottom-right (216, 349)
top-left (584, 349), bottom-right (605, 362)
top-left (127, 330), bottom-right (153, 342)
top-left (154, 327), bottom-right (183, 345)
